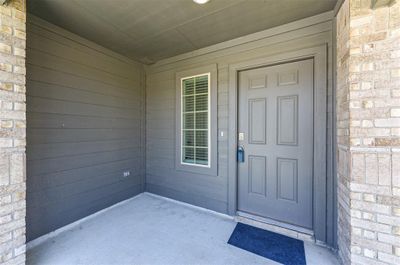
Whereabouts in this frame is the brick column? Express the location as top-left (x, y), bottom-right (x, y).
top-left (0, 0), bottom-right (26, 264)
top-left (336, 0), bottom-right (400, 264)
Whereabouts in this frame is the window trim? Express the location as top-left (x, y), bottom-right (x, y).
top-left (180, 73), bottom-right (211, 168)
top-left (175, 64), bottom-right (217, 176)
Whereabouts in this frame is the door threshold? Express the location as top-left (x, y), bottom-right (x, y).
top-left (236, 211), bottom-right (315, 243)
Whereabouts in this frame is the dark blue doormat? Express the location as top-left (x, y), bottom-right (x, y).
top-left (228, 223), bottom-right (306, 265)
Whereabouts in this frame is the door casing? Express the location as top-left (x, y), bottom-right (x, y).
top-left (227, 45), bottom-right (328, 243)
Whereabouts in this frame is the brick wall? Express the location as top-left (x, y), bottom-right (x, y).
top-left (0, 0), bottom-right (26, 264)
top-left (337, 0), bottom-right (400, 264)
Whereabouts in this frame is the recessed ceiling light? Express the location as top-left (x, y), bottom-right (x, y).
top-left (193, 0), bottom-right (210, 4)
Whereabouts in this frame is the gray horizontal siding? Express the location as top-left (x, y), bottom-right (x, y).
top-left (145, 67), bottom-right (230, 213)
top-left (145, 18), bottom-right (335, 246)
top-left (27, 184), bottom-right (142, 240)
top-left (26, 17), bottom-right (144, 241)
top-left (146, 183), bottom-right (227, 214)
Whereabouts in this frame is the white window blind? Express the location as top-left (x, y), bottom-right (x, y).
top-left (181, 73), bottom-right (210, 167)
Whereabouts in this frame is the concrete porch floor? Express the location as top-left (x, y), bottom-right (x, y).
top-left (27, 193), bottom-right (339, 265)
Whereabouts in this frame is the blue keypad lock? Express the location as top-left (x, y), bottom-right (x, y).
top-left (237, 146), bottom-right (245, 163)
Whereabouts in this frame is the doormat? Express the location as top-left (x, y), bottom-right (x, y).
top-left (228, 222), bottom-right (306, 265)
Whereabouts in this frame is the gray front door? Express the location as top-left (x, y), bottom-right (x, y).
top-left (238, 59), bottom-right (314, 229)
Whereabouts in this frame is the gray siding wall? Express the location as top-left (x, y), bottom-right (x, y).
top-left (145, 13), bottom-right (336, 246)
top-left (26, 16), bottom-right (145, 241)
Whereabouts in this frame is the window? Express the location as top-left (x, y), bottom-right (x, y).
top-left (175, 64), bottom-right (216, 176)
top-left (181, 73), bottom-right (210, 167)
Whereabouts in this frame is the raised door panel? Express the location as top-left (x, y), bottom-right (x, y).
top-left (277, 158), bottom-right (298, 202)
top-left (248, 155), bottom-right (267, 197)
top-left (248, 98), bottom-right (266, 144)
top-left (277, 95), bottom-right (298, 146)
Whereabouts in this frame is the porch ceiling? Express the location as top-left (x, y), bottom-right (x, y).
top-left (28, 0), bottom-right (337, 64)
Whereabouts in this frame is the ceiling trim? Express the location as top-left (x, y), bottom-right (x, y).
top-left (333, 0), bottom-right (345, 16)
top-left (151, 10), bottom-right (334, 67)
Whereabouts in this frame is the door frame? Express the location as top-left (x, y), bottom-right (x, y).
top-left (227, 45), bottom-right (328, 242)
